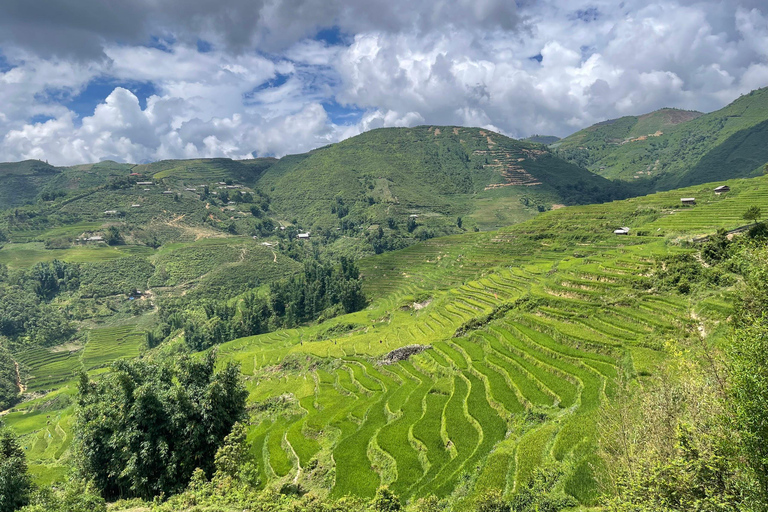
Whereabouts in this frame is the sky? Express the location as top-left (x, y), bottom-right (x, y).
top-left (0, 0), bottom-right (766, 165)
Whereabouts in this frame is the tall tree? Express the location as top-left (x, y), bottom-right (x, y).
top-left (75, 352), bottom-right (248, 500)
top-left (0, 425), bottom-right (32, 512)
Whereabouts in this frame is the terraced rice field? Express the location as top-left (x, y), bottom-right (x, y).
top-left (212, 176), bottom-right (760, 502)
top-left (16, 324), bottom-right (146, 392)
top-left (9, 174), bottom-right (761, 502)
top-left (215, 231), bottom-right (722, 504)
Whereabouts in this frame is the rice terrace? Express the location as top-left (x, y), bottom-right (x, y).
top-left (2, 6), bottom-right (768, 511)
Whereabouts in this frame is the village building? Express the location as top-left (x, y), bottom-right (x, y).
top-left (714, 185), bottom-right (730, 194)
top-left (136, 181), bottom-right (154, 185)
top-left (78, 235), bottom-right (104, 243)
top-left (681, 197), bottom-right (696, 205)
top-left (131, 204), bottom-right (141, 208)
top-left (614, 227), bottom-right (630, 235)
top-left (162, 190), bottom-right (174, 194)
top-left (104, 210), bottom-right (118, 215)
top-left (297, 232), bottom-right (311, 239)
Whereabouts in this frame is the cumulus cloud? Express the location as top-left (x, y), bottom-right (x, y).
top-left (0, 0), bottom-right (766, 165)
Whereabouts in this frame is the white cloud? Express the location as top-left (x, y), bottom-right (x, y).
top-left (0, 0), bottom-right (766, 165)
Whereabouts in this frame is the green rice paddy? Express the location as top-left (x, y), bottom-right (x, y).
top-left (6, 173), bottom-right (765, 504)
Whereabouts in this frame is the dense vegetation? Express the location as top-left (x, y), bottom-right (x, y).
top-left (165, 256), bottom-right (367, 352)
top-left (554, 88), bottom-right (768, 191)
top-left (75, 351), bottom-right (247, 500)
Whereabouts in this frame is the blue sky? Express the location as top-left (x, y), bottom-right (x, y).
top-left (0, 0), bottom-right (766, 165)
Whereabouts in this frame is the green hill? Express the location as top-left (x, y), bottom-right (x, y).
top-left (555, 88), bottom-right (768, 189)
top-left (523, 135), bottom-right (561, 144)
top-left (258, 126), bottom-right (626, 232)
top-left (0, 127), bottom-right (625, 237)
top-left (0, 160), bottom-right (60, 207)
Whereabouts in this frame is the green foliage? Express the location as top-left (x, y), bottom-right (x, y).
top-left (371, 486), bottom-right (401, 512)
top-left (0, 346), bottom-right (20, 410)
top-left (104, 225), bottom-right (123, 246)
top-left (0, 425), bottom-right (33, 512)
top-left (20, 480), bottom-right (106, 512)
top-left (79, 256), bottom-right (154, 298)
top-left (701, 228), bottom-right (732, 264)
top-left (729, 316), bottom-right (768, 500)
top-left (509, 465), bottom-right (577, 512)
top-left (743, 205), bottom-right (762, 224)
top-left (74, 352), bottom-right (248, 500)
top-left (476, 489), bottom-right (509, 512)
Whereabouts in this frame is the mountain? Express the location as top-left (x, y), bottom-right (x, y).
top-left (523, 134), bottom-right (561, 144)
top-left (256, 126), bottom-right (626, 232)
top-left (554, 87), bottom-right (768, 189)
top-left (0, 126), bottom-right (627, 236)
top-left (0, 160), bottom-right (59, 207)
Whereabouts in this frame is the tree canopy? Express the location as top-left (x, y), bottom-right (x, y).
top-left (0, 425), bottom-right (32, 512)
top-left (74, 351), bottom-right (247, 500)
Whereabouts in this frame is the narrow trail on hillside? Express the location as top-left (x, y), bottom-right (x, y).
top-left (14, 361), bottom-right (25, 394)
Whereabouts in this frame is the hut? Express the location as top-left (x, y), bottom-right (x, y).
top-left (614, 227), bottom-right (630, 235)
top-left (681, 198), bottom-right (696, 206)
top-left (714, 185), bottom-right (730, 194)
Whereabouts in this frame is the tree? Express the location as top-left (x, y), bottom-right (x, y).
top-left (743, 205), bottom-right (762, 225)
top-left (371, 486), bottom-right (400, 512)
top-left (0, 425), bottom-right (32, 512)
top-left (104, 225), bottom-right (123, 245)
top-left (75, 352), bottom-right (248, 500)
top-left (729, 317), bottom-right (768, 501)
top-left (456, 216), bottom-right (463, 228)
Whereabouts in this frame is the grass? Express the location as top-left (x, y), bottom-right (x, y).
top-left (0, 242), bottom-right (131, 268)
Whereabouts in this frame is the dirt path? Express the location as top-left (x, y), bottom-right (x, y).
top-left (1, 361), bottom-right (25, 415)
top-left (14, 361), bottom-right (25, 394)
top-left (271, 249), bottom-right (277, 263)
top-left (690, 309), bottom-right (707, 338)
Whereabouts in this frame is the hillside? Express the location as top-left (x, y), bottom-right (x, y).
top-left (554, 88), bottom-right (768, 189)
top-left (4, 172), bottom-right (766, 508)
top-left (0, 126), bottom-right (628, 260)
top-left (258, 126), bottom-right (627, 233)
top-left (0, 160), bottom-right (60, 207)
top-left (523, 135), bottom-right (561, 144)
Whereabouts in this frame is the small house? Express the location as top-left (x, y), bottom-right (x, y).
top-left (185, 188), bottom-right (197, 192)
top-left (162, 190), bottom-right (174, 195)
top-left (681, 198), bottom-right (696, 206)
top-left (136, 181), bottom-right (153, 185)
top-left (714, 185), bottom-right (730, 194)
top-left (104, 210), bottom-right (118, 215)
top-left (86, 236), bottom-right (104, 242)
top-left (131, 204), bottom-right (141, 208)
top-left (614, 227), bottom-right (630, 235)
top-left (297, 232), bottom-right (310, 239)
